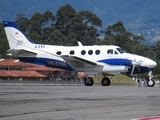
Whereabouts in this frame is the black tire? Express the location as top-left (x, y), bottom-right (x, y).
top-left (101, 77), bottom-right (111, 86)
top-left (84, 77), bottom-right (94, 86)
top-left (147, 80), bottom-right (155, 87)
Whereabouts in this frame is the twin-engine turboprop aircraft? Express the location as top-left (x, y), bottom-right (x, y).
top-left (3, 21), bottom-right (157, 87)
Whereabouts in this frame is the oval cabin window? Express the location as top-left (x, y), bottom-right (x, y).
top-left (81, 50), bottom-right (86, 55)
top-left (56, 51), bottom-right (62, 55)
top-left (70, 50), bottom-right (75, 55)
top-left (88, 50), bottom-right (93, 55)
top-left (95, 50), bottom-right (100, 55)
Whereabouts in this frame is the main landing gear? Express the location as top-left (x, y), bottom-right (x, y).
top-left (84, 77), bottom-right (111, 86)
top-left (101, 77), bottom-right (111, 86)
top-left (84, 77), bottom-right (94, 86)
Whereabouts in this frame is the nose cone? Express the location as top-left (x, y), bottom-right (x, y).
top-left (148, 59), bottom-right (157, 68)
top-left (141, 57), bottom-right (157, 68)
top-left (135, 55), bottom-right (157, 68)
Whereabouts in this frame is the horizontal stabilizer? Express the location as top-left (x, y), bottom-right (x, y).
top-left (7, 48), bottom-right (37, 57)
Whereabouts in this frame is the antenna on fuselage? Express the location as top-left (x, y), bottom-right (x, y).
top-left (78, 41), bottom-right (83, 46)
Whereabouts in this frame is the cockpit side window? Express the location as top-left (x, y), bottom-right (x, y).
top-left (107, 49), bottom-right (113, 54)
top-left (116, 48), bottom-right (126, 54)
top-left (115, 51), bottom-right (118, 54)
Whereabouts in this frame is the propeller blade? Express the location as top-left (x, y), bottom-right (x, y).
top-left (132, 61), bottom-right (140, 66)
top-left (131, 65), bottom-right (136, 76)
top-left (130, 60), bottom-right (140, 76)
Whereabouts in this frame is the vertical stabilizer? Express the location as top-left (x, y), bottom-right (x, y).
top-left (3, 21), bottom-right (32, 49)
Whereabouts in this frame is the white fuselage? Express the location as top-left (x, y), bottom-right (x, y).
top-left (29, 44), bottom-right (157, 75)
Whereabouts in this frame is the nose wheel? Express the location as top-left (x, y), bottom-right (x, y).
top-left (147, 71), bottom-right (155, 87)
top-left (147, 79), bottom-right (155, 87)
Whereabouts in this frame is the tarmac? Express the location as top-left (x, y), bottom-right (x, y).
top-left (0, 81), bottom-right (160, 120)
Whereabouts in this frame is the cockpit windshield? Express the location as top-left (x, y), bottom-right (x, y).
top-left (116, 48), bottom-right (126, 54)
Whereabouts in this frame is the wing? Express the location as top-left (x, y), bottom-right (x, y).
top-left (61, 55), bottom-right (103, 69)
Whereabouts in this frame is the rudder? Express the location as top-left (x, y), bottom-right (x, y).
top-left (3, 21), bottom-right (32, 49)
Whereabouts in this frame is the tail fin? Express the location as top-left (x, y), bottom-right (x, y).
top-left (3, 21), bottom-right (33, 49)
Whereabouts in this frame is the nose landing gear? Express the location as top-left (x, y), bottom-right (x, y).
top-left (147, 70), bottom-right (155, 87)
top-left (147, 78), bottom-right (155, 87)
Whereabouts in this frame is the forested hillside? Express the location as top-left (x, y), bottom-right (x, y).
top-left (0, 4), bottom-right (160, 76)
top-left (1, 0), bottom-right (160, 44)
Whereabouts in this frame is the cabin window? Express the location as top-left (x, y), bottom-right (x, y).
top-left (70, 50), bottom-right (75, 55)
top-left (56, 51), bottom-right (62, 55)
top-left (81, 50), bottom-right (86, 55)
top-left (95, 50), bottom-right (100, 55)
top-left (107, 49), bottom-right (113, 54)
top-left (88, 50), bottom-right (93, 55)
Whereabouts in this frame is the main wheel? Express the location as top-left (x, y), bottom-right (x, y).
top-left (84, 77), bottom-right (94, 86)
top-left (101, 77), bottom-right (111, 86)
top-left (147, 80), bottom-right (155, 87)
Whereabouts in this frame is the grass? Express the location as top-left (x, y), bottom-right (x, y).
top-left (93, 74), bottom-right (138, 85)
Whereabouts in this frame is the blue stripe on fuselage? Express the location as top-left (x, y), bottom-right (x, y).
top-left (98, 58), bottom-right (132, 66)
top-left (98, 58), bottom-right (150, 74)
top-left (18, 57), bottom-right (77, 72)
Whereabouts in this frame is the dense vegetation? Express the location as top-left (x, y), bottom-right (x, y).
top-left (0, 4), bottom-right (160, 77)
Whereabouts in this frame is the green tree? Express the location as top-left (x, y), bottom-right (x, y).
top-left (29, 12), bottom-right (45, 43)
top-left (135, 45), bottom-right (156, 60)
top-left (102, 21), bottom-right (145, 53)
top-left (56, 4), bottom-right (77, 35)
top-left (55, 4), bottom-right (102, 45)
top-left (79, 10), bottom-right (102, 45)
top-left (15, 11), bottom-right (56, 44)
top-left (41, 10), bottom-right (56, 43)
top-left (102, 21), bottom-right (133, 52)
top-left (47, 29), bottom-right (67, 45)
top-left (132, 35), bottom-right (144, 53)
top-left (79, 10), bottom-right (102, 27)
top-left (15, 13), bottom-right (27, 24)
top-left (15, 13), bottom-right (30, 36)
top-left (42, 10), bottom-right (56, 27)
top-left (67, 32), bottom-right (77, 45)
top-left (54, 4), bottom-right (79, 45)
top-left (0, 22), bottom-right (9, 58)
top-left (13, 4), bottom-right (102, 46)
top-left (154, 41), bottom-right (160, 60)
top-left (42, 27), bottom-right (55, 44)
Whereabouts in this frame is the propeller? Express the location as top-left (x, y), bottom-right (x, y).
top-left (130, 57), bottom-right (140, 76)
